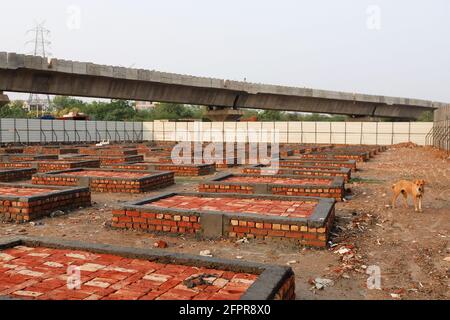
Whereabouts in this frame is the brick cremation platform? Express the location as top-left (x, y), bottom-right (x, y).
top-left (294, 152), bottom-right (370, 162)
top-left (3, 154), bottom-right (59, 162)
top-left (37, 159), bottom-right (101, 173)
top-left (112, 192), bottom-right (335, 248)
top-left (79, 147), bottom-right (138, 156)
top-left (158, 157), bottom-right (238, 169)
top-left (0, 147), bottom-right (24, 154)
top-left (243, 164), bottom-right (352, 182)
top-left (199, 173), bottom-right (345, 200)
top-left (0, 168), bottom-right (37, 182)
top-left (107, 162), bottom-right (216, 176)
top-left (0, 184), bottom-right (91, 223)
top-left (0, 162), bottom-right (35, 169)
top-left (0, 237), bottom-right (295, 300)
top-left (72, 155), bottom-right (144, 166)
top-left (32, 169), bottom-right (175, 193)
top-left (280, 159), bottom-right (357, 171)
top-left (24, 146), bottom-right (79, 155)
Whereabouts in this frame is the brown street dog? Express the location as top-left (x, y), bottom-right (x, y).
top-left (391, 180), bottom-right (426, 212)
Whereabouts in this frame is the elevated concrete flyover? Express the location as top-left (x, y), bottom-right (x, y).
top-left (0, 52), bottom-right (447, 120)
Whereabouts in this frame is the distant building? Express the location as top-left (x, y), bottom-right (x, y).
top-left (20, 99), bottom-right (52, 113)
top-left (135, 101), bottom-right (158, 111)
top-left (58, 111), bottom-right (89, 121)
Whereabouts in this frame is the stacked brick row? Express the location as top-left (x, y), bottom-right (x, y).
top-left (0, 168), bottom-right (37, 182)
top-left (0, 162), bottom-right (33, 169)
top-left (226, 209), bottom-right (335, 248)
top-left (199, 183), bottom-right (254, 194)
top-left (112, 210), bottom-right (201, 233)
top-left (158, 157), bottom-right (237, 169)
top-left (37, 160), bottom-right (101, 173)
top-left (23, 146), bottom-right (43, 154)
top-left (79, 147), bottom-right (138, 156)
top-left (0, 147), bottom-right (24, 154)
top-left (280, 159), bottom-right (357, 171)
top-left (74, 155), bottom-right (144, 166)
top-left (8, 154), bottom-right (58, 162)
top-left (199, 180), bottom-right (344, 200)
top-left (32, 171), bottom-right (175, 193)
top-left (0, 189), bottom-right (91, 223)
top-left (300, 152), bottom-right (369, 162)
top-left (109, 163), bottom-right (216, 176)
top-left (271, 186), bottom-right (343, 201)
top-left (41, 148), bottom-right (79, 155)
top-left (242, 166), bottom-right (352, 182)
top-left (89, 174), bottom-right (174, 193)
top-left (154, 164), bottom-right (215, 176)
top-left (274, 275), bottom-right (296, 300)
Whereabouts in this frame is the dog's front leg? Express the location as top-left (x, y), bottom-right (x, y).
top-left (419, 197), bottom-right (423, 212)
top-left (413, 196), bottom-right (419, 212)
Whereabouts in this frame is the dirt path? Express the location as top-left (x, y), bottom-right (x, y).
top-left (1, 146), bottom-right (448, 300)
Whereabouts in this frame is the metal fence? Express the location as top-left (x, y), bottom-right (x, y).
top-left (0, 119), bottom-right (143, 145)
top-left (426, 120), bottom-right (450, 153)
top-left (427, 106), bottom-right (450, 153)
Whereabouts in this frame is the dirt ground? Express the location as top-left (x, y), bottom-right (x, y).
top-left (1, 146), bottom-right (449, 300)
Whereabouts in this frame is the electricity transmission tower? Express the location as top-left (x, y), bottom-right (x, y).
top-left (26, 21), bottom-right (52, 117)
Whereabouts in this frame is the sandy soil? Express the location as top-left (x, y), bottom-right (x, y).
top-left (1, 146), bottom-right (448, 300)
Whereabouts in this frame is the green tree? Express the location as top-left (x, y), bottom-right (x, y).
top-left (0, 101), bottom-right (29, 118)
top-left (417, 111), bottom-right (434, 122)
top-left (258, 110), bottom-right (284, 121)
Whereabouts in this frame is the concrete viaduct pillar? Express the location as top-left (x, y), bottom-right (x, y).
top-left (0, 92), bottom-right (9, 106)
top-left (205, 106), bottom-right (244, 122)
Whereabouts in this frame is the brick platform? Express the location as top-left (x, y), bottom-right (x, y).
top-left (112, 193), bottom-right (335, 248)
top-left (297, 151), bottom-right (370, 162)
top-left (243, 165), bottom-right (352, 182)
top-left (0, 237), bottom-right (295, 300)
top-left (79, 147), bottom-right (138, 156)
top-left (68, 155), bottom-right (144, 166)
top-left (23, 146), bottom-right (79, 155)
top-left (0, 184), bottom-right (91, 223)
top-left (136, 145), bottom-right (172, 157)
top-left (280, 159), bottom-right (357, 171)
top-left (0, 168), bottom-right (37, 182)
top-left (32, 169), bottom-right (174, 193)
top-left (158, 157), bottom-right (238, 169)
top-left (199, 173), bottom-right (345, 200)
top-left (6, 154), bottom-right (59, 162)
top-left (0, 162), bottom-right (34, 169)
top-left (108, 162), bottom-right (216, 176)
top-left (42, 147), bottom-right (79, 155)
top-left (332, 145), bottom-right (387, 157)
top-left (0, 147), bottom-right (24, 154)
top-left (289, 145), bottom-right (333, 155)
top-left (37, 160), bottom-right (101, 173)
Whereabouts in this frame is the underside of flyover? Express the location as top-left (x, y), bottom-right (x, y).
top-left (0, 69), bottom-right (433, 121)
top-left (0, 52), bottom-right (445, 121)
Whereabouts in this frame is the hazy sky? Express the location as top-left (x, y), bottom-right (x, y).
top-left (1, 0), bottom-right (449, 102)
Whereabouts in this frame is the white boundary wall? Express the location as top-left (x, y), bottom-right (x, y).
top-left (143, 121), bottom-right (433, 145)
top-left (0, 119), bottom-right (143, 144)
top-left (0, 119), bottom-right (433, 146)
